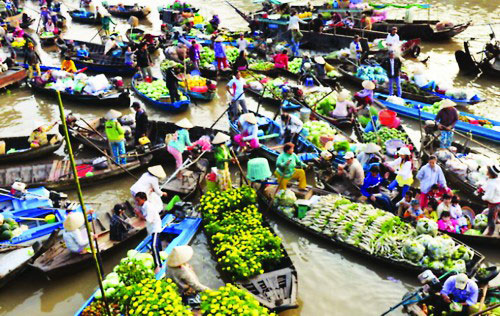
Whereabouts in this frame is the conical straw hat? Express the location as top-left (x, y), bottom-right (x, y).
top-left (362, 80), bottom-right (375, 90)
top-left (105, 109), bottom-right (122, 120)
top-left (63, 212), bottom-right (85, 231)
top-left (241, 113), bottom-right (257, 124)
top-left (148, 165), bottom-right (166, 179)
top-left (175, 118), bottom-right (193, 129)
top-left (167, 245), bottom-right (194, 267)
top-left (212, 132), bottom-right (230, 145)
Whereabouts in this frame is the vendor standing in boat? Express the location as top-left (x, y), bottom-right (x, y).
top-left (214, 36), bottom-right (229, 71)
top-left (416, 155), bottom-right (449, 209)
top-left (167, 119), bottom-right (193, 178)
top-left (104, 109), bottom-right (127, 165)
top-left (136, 43), bottom-right (153, 81)
top-left (338, 151), bottom-right (364, 186)
top-left (62, 212), bottom-right (90, 254)
top-left (279, 113), bottom-right (303, 146)
top-left (164, 65), bottom-right (182, 102)
top-left (434, 99), bottom-right (458, 149)
top-left (166, 245), bottom-right (210, 295)
top-left (360, 165), bottom-right (394, 213)
top-left (275, 142), bottom-right (307, 191)
top-left (28, 121), bottom-right (57, 148)
top-left (131, 102), bottom-right (149, 145)
top-left (478, 164), bottom-right (500, 236)
top-left (349, 35), bottom-right (362, 65)
top-left (101, 12), bottom-right (115, 36)
top-left (288, 11), bottom-right (306, 56)
top-left (212, 132), bottom-right (233, 191)
top-left (24, 44), bottom-right (41, 79)
top-left (130, 165), bottom-right (168, 202)
top-left (134, 191), bottom-right (163, 273)
top-left (236, 33), bottom-right (249, 53)
top-left (381, 50), bottom-right (402, 97)
top-left (234, 113), bottom-right (259, 151)
top-left (386, 147), bottom-right (414, 198)
top-left (385, 27), bottom-right (400, 52)
top-left (226, 71), bottom-right (248, 119)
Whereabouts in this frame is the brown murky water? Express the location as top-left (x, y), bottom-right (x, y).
top-left (0, 0), bottom-right (498, 315)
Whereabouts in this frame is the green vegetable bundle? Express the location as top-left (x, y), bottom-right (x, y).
top-left (288, 58), bottom-right (303, 74)
top-left (200, 187), bottom-right (284, 280)
top-left (201, 284), bottom-right (277, 315)
top-left (362, 127), bottom-right (408, 150)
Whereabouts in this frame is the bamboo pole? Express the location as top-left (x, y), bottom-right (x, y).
top-left (56, 91), bottom-right (112, 316)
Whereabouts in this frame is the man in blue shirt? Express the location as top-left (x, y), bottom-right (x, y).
top-left (360, 165), bottom-right (394, 213)
top-left (439, 273), bottom-right (479, 315)
top-left (416, 155), bottom-right (448, 209)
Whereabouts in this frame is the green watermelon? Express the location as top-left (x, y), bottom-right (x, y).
top-left (0, 230), bottom-right (12, 241)
top-left (1, 223), bottom-right (10, 232)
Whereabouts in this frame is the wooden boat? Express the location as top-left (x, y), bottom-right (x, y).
top-left (228, 111), bottom-right (320, 163)
top-left (0, 153), bottom-right (152, 191)
top-left (244, 87), bottom-right (302, 110)
top-left (0, 134), bottom-right (62, 164)
top-left (125, 28), bottom-right (160, 53)
top-left (375, 93), bottom-right (500, 143)
top-left (161, 158), bottom-right (209, 199)
top-left (301, 30), bottom-right (371, 52)
top-left (338, 64), bottom-right (441, 104)
top-left (455, 39), bottom-right (500, 79)
top-left (59, 39), bottom-right (108, 55)
top-left (255, 184), bottom-right (484, 277)
top-left (425, 90), bottom-right (485, 107)
top-left (72, 54), bottom-right (135, 76)
top-left (74, 213), bottom-right (202, 315)
top-left (160, 69), bottom-right (216, 102)
top-left (0, 230), bottom-right (58, 289)
top-left (371, 20), bottom-right (471, 41)
top-left (27, 66), bottom-right (131, 107)
top-left (202, 204), bottom-right (298, 312)
top-left (0, 66), bottom-right (27, 89)
top-left (29, 202), bottom-right (148, 278)
top-left (104, 4), bottom-right (151, 19)
top-left (301, 23), bottom-right (389, 42)
top-left (68, 10), bottom-right (101, 25)
top-left (131, 74), bottom-right (190, 113)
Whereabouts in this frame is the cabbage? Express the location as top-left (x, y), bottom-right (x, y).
top-left (450, 259), bottom-right (466, 273)
top-left (402, 239), bottom-right (425, 262)
top-left (94, 289), bottom-right (102, 300)
top-left (127, 249), bottom-right (138, 258)
top-left (452, 245), bottom-right (474, 261)
top-left (464, 229), bottom-right (481, 236)
top-left (436, 235), bottom-right (455, 256)
top-left (275, 190), bottom-right (297, 207)
top-left (427, 237), bottom-right (447, 260)
top-left (474, 214), bottom-right (488, 231)
top-left (415, 234), bottom-right (434, 248)
top-left (429, 260), bottom-right (445, 270)
top-left (416, 218), bottom-right (438, 236)
top-left (105, 287), bottom-right (116, 298)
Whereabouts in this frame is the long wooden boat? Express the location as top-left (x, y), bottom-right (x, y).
top-left (74, 213), bottom-right (202, 316)
top-left (301, 23), bottom-right (389, 42)
top-left (202, 205), bottom-right (298, 312)
top-left (68, 10), bottom-right (101, 25)
top-left (371, 20), bottom-right (471, 41)
top-left (300, 30), bottom-right (371, 52)
top-left (338, 64), bottom-right (441, 104)
top-left (131, 74), bottom-right (190, 113)
top-left (425, 90), bottom-right (485, 107)
top-left (27, 66), bottom-right (131, 107)
top-left (0, 134), bottom-right (62, 164)
top-left (0, 230), bottom-right (58, 289)
top-left (228, 111), bottom-right (320, 163)
top-left (104, 4), bottom-right (151, 19)
top-left (72, 54), bottom-right (135, 76)
top-left (455, 40), bottom-right (500, 79)
top-left (0, 153), bottom-right (152, 191)
top-left (29, 202), bottom-right (148, 278)
top-left (244, 86), bottom-right (302, 110)
top-left (0, 66), bottom-right (27, 89)
top-left (375, 93), bottom-right (500, 143)
top-left (255, 184), bottom-right (484, 277)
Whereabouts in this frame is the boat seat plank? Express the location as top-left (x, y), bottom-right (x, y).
top-left (47, 160), bottom-right (59, 182)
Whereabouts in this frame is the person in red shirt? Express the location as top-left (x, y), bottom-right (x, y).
top-left (273, 49), bottom-right (289, 70)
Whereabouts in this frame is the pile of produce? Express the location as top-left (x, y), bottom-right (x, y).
top-left (248, 60), bottom-right (275, 71)
top-left (297, 195), bottom-right (475, 272)
top-left (40, 31), bottom-right (55, 39)
top-left (458, 115), bottom-right (493, 128)
top-left (160, 59), bottom-right (181, 71)
top-left (400, 80), bottom-right (425, 95)
top-left (362, 127), bottom-right (408, 150)
top-left (288, 58), bottom-right (303, 74)
top-left (421, 101), bottom-right (442, 115)
top-left (225, 46), bottom-right (239, 63)
top-left (436, 150), bottom-right (497, 187)
top-left (303, 120), bottom-right (337, 149)
top-left (327, 69), bottom-right (341, 78)
top-left (0, 215), bottom-right (23, 241)
top-left (298, 11), bottom-right (312, 19)
top-left (200, 187), bottom-right (284, 280)
top-left (200, 284), bottom-right (277, 316)
top-left (81, 249), bottom-right (192, 316)
top-left (303, 90), bottom-right (337, 116)
top-left (324, 49), bottom-right (350, 60)
top-left (200, 46), bottom-right (216, 68)
top-left (179, 74), bottom-right (211, 93)
top-left (261, 77), bottom-right (287, 99)
top-left (356, 65), bottom-right (388, 84)
top-left (135, 79), bottom-right (188, 101)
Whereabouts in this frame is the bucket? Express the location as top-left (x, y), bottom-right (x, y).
top-left (300, 107), bottom-right (311, 122)
top-left (247, 158), bottom-right (272, 181)
top-left (379, 109), bottom-right (397, 127)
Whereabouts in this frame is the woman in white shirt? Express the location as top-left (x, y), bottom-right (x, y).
top-left (481, 165), bottom-right (500, 235)
top-left (330, 90), bottom-right (355, 118)
top-left (386, 147), bottom-right (413, 197)
top-left (130, 165), bottom-right (168, 200)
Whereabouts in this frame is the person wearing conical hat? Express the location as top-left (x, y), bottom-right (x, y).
top-left (330, 90), bottom-right (355, 119)
top-left (435, 99), bottom-right (458, 149)
top-left (101, 11), bottom-right (115, 36)
top-left (28, 121), bottom-right (58, 148)
top-left (104, 109), bottom-right (127, 165)
top-left (130, 165), bottom-right (168, 202)
top-left (212, 132), bottom-right (232, 191)
top-left (386, 146), bottom-right (414, 199)
top-left (165, 245), bottom-right (210, 293)
top-left (167, 119), bottom-right (193, 178)
top-left (62, 212), bottom-right (90, 254)
top-left (234, 113), bottom-right (260, 151)
top-left (354, 80), bottom-right (375, 108)
top-left (226, 71), bottom-right (248, 120)
top-left (357, 142), bottom-right (382, 172)
top-left (214, 35), bottom-right (228, 70)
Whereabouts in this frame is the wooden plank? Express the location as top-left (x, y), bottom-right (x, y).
top-left (47, 160), bottom-right (59, 182)
top-left (53, 160), bottom-right (63, 181)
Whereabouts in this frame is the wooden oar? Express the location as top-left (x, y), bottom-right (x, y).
top-left (80, 117), bottom-right (106, 140)
top-left (471, 303), bottom-right (500, 316)
top-left (230, 148), bottom-right (249, 185)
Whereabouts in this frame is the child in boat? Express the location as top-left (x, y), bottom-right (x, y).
top-left (404, 199), bottom-right (424, 222)
top-left (437, 211), bottom-right (458, 233)
top-left (437, 194), bottom-right (453, 218)
top-left (396, 191), bottom-right (413, 217)
top-left (450, 196), bottom-right (469, 233)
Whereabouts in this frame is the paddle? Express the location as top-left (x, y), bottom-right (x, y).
top-left (230, 147), bottom-right (249, 185)
top-left (90, 211), bottom-right (105, 277)
top-left (80, 117), bottom-right (106, 140)
top-left (209, 91), bottom-right (245, 129)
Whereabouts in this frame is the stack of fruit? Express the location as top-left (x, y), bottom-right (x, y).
top-left (160, 60), bottom-right (181, 71)
top-left (288, 58), bottom-right (303, 74)
top-left (249, 60), bottom-right (275, 71)
top-left (0, 215), bottom-right (23, 241)
top-left (136, 79), bottom-right (187, 101)
top-left (179, 74), bottom-right (209, 93)
top-left (298, 12), bottom-right (312, 19)
top-left (362, 127), bottom-right (408, 150)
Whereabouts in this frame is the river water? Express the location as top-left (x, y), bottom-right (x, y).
top-left (0, 0), bottom-right (499, 315)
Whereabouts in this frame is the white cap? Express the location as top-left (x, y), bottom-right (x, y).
top-left (398, 147), bottom-right (411, 156)
top-left (455, 273), bottom-right (468, 290)
top-left (344, 151), bottom-right (355, 159)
